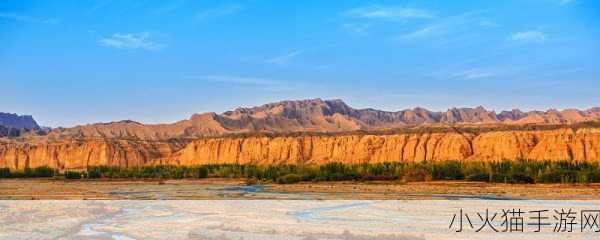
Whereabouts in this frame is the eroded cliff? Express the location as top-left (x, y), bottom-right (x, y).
top-left (1, 128), bottom-right (599, 170)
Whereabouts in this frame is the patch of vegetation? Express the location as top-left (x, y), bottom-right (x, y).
top-left (0, 166), bottom-right (56, 178)
top-left (24, 166), bottom-right (55, 177)
top-left (78, 161), bottom-right (600, 184)
top-left (196, 166), bottom-right (209, 178)
top-left (3, 160), bottom-right (600, 184)
top-left (0, 167), bottom-right (10, 178)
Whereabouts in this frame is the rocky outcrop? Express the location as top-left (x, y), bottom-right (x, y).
top-left (0, 113), bottom-right (41, 138)
top-left (1, 128), bottom-right (599, 170)
top-left (0, 113), bottom-right (40, 130)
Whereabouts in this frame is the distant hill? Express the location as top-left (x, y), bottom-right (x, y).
top-left (45, 98), bottom-right (600, 140)
top-left (0, 113), bottom-right (41, 137)
top-left (0, 112), bottom-right (40, 130)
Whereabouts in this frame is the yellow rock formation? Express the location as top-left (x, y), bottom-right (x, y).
top-left (1, 128), bottom-right (599, 170)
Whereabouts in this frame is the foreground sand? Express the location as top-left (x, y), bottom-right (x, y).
top-left (2, 200), bottom-right (599, 240)
top-left (3, 180), bottom-right (600, 239)
top-left (1, 179), bottom-right (600, 200)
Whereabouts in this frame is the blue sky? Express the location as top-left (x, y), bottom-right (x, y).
top-left (1, 0), bottom-right (599, 127)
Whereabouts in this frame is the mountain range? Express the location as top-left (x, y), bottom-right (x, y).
top-left (2, 99), bottom-right (600, 169)
top-left (36, 98), bottom-right (600, 140)
top-left (2, 99), bottom-right (600, 140)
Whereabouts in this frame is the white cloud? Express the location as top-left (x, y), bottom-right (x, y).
top-left (511, 30), bottom-right (546, 43)
top-left (195, 4), bottom-right (243, 21)
top-left (0, 12), bottom-right (58, 24)
top-left (99, 32), bottom-right (164, 50)
top-left (266, 50), bottom-right (304, 65)
top-left (345, 6), bottom-right (434, 20)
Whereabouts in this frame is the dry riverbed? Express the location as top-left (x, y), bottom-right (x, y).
top-left (6, 200), bottom-right (599, 240)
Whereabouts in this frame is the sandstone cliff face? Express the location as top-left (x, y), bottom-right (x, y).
top-left (0, 140), bottom-right (184, 170)
top-left (169, 132), bottom-right (476, 165)
top-left (1, 128), bottom-right (600, 170)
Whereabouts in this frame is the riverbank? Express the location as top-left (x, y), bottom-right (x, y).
top-left (1, 179), bottom-right (600, 200)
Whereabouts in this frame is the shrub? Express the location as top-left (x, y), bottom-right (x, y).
top-left (9, 171), bottom-right (24, 178)
top-left (0, 168), bottom-right (10, 178)
top-left (587, 171), bottom-right (600, 183)
top-left (431, 161), bottom-right (465, 180)
top-left (490, 173), bottom-right (510, 183)
top-left (196, 166), bottom-right (209, 178)
top-left (277, 173), bottom-right (302, 184)
top-left (536, 171), bottom-right (561, 183)
top-left (466, 173), bottom-right (490, 182)
top-left (87, 167), bottom-right (103, 179)
top-left (23, 167), bottom-right (32, 177)
top-left (22, 166), bottom-right (55, 178)
top-left (560, 170), bottom-right (579, 184)
top-left (401, 168), bottom-right (432, 182)
top-left (316, 163), bottom-right (361, 181)
top-left (33, 166), bottom-right (55, 177)
top-left (510, 174), bottom-right (534, 184)
top-left (64, 171), bottom-right (82, 179)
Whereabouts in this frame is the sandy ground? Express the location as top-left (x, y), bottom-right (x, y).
top-left (2, 180), bottom-right (600, 239)
top-left (268, 181), bottom-right (600, 200)
top-left (1, 179), bottom-right (600, 200)
top-left (1, 200), bottom-right (599, 240)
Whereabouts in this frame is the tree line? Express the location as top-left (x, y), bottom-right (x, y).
top-left (2, 160), bottom-right (600, 184)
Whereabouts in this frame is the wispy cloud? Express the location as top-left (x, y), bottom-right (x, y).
top-left (0, 12), bottom-right (58, 24)
top-left (266, 50), bottom-right (304, 65)
top-left (344, 6), bottom-right (435, 20)
top-left (195, 4), bottom-right (243, 21)
top-left (342, 23), bottom-right (371, 34)
top-left (511, 30), bottom-right (546, 43)
top-left (185, 75), bottom-right (277, 85)
top-left (182, 75), bottom-right (298, 91)
top-left (452, 68), bottom-right (495, 80)
top-left (399, 26), bottom-right (440, 39)
top-left (86, 0), bottom-right (113, 14)
top-left (98, 32), bottom-right (164, 50)
top-left (397, 11), bottom-right (480, 40)
top-left (151, 0), bottom-right (187, 15)
top-left (478, 19), bottom-right (499, 27)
